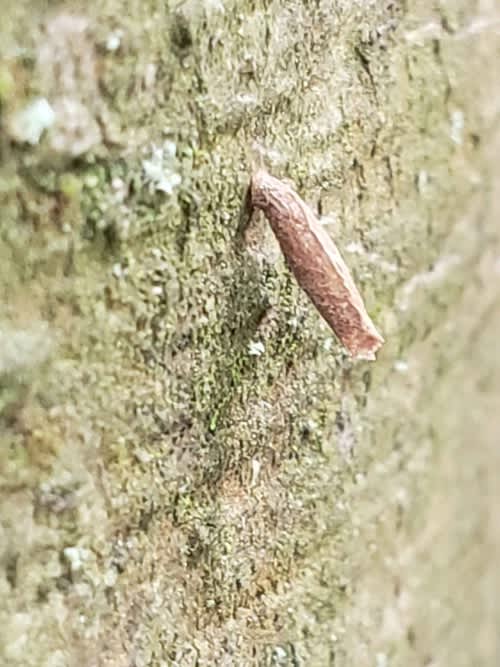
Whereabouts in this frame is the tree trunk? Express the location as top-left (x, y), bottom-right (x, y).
top-left (1, 1), bottom-right (499, 665)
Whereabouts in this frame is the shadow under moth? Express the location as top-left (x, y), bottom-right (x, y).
top-left (250, 169), bottom-right (384, 361)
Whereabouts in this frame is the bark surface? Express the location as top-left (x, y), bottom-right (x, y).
top-left (1, 1), bottom-right (499, 666)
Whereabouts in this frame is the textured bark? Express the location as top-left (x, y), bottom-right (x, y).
top-left (1, 1), bottom-right (499, 666)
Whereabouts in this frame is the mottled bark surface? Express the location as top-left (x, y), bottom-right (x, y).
top-left (1, 1), bottom-right (499, 666)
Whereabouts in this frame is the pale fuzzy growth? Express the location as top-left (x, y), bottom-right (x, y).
top-left (250, 169), bottom-right (384, 360)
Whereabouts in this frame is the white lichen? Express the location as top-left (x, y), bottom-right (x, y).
top-left (393, 359), bottom-right (409, 374)
top-left (0, 322), bottom-right (52, 375)
top-left (63, 546), bottom-right (90, 572)
top-left (142, 141), bottom-right (182, 195)
top-left (7, 98), bottom-right (55, 145)
top-left (250, 458), bottom-right (261, 485)
top-left (450, 109), bottom-right (465, 145)
top-left (248, 340), bottom-right (265, 357)
top-left (105, 29), bottom-right (124, 52)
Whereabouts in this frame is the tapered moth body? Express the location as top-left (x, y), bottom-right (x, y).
top-left (250, 169), bottom-right (384, 360)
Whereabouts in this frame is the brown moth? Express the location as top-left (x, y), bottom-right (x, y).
top-left (250, 169), bottom-right (384, 360)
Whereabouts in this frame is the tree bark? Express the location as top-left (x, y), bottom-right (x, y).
top-left (1, 1), bottom-right (499, 666)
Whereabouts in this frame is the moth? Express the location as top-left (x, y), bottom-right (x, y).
top-left (250, 169), bottom-right (384, 360)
